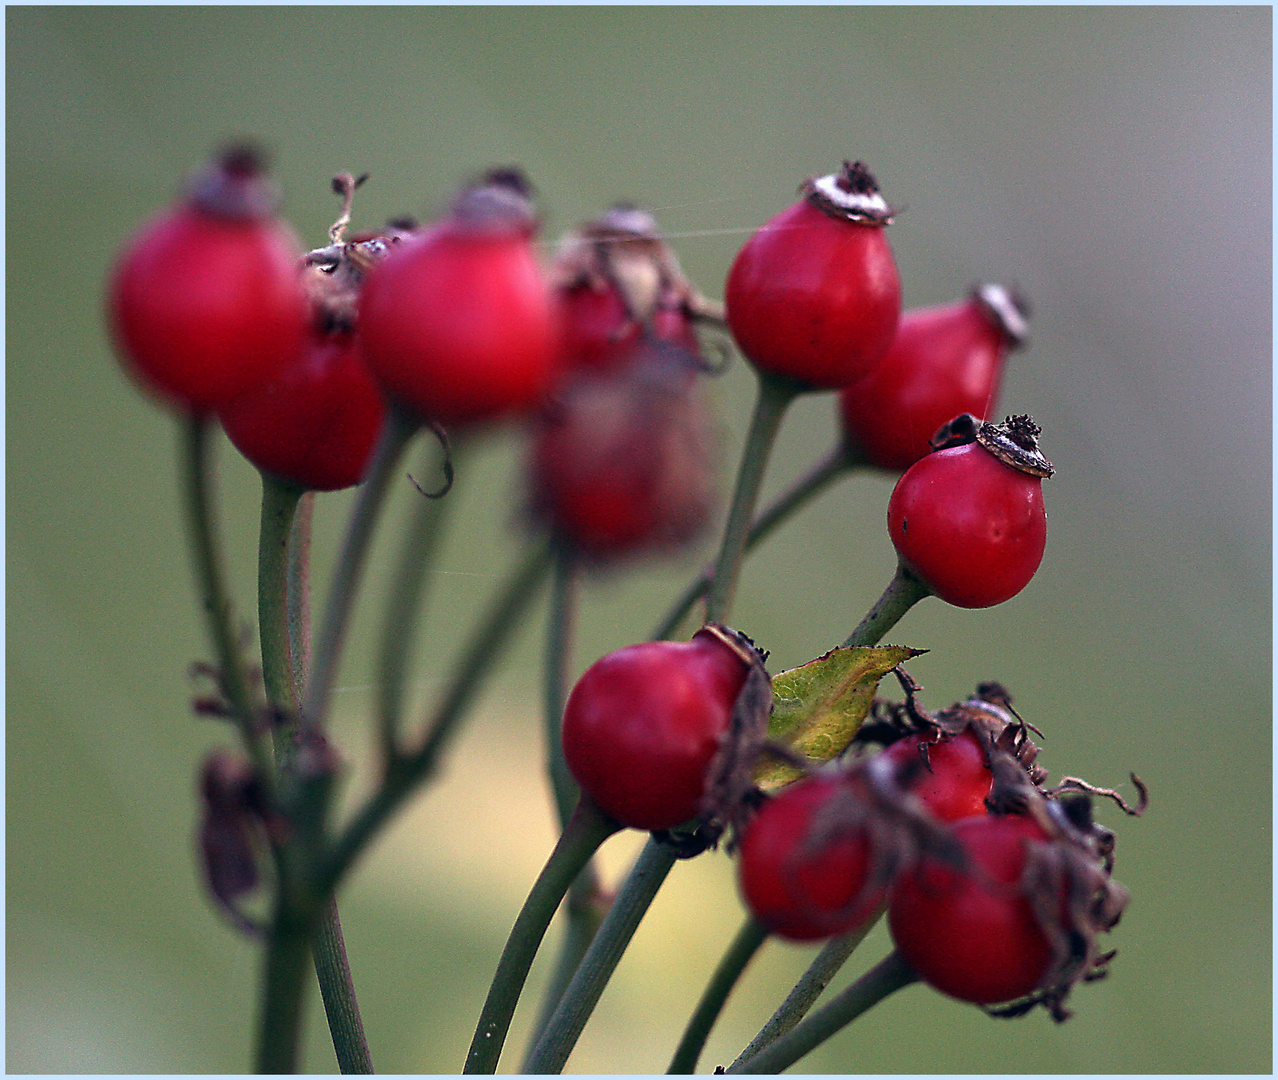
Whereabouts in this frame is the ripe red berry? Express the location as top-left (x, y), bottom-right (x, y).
top-left (737, 773), bottom-right (884, 941)
top-left (725, 161), bottom-right (901, 390)
top-left (561, 629), bottom-right (751, 831)
top-left (883, 728), bottom-right (993, 823)
top-left (887, 415), bottom-right (1053, 608)
top-left (219, 327), bottom-right (385, 491)
top-left (888, 813), bottom-right (1058, 1004)
top-left (551, 205), bottom-right (710, 375)
top-left (107, 146), bottom-right (310, 413)
top-left (530, 346), bottom-right (715, 561)
top-left (840, 285), bottom-right (1030, 471)
top-left (359, 169), bottom-right (560, 426)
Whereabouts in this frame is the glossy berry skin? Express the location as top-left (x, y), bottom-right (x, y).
top-left (888, 442), bottom-right (1047, 608)
top-left (888, 813), bottom-right (1056, 1004)
top-left (359, 221), bottom-right (559, 426)
top-left (840, 295), bottom-right (1014, 471)
top-left (737, 774), bottom-right (883, 941)
top-left (883, 728), bottom-right (992, 823)
top-left (561, 630), bottom-right (749, 831)
top-left (220, 329), bottom-right (386, 491)
top-left (108, 201), bottom-right (308, 413)
top-left (725, 194), bottom-right (900, 389)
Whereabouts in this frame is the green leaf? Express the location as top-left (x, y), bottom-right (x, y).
top-left (756, 645), bottom-right (921, 792)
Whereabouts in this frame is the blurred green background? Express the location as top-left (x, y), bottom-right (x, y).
top-left (7, 6), bottom-right (1271, 1074)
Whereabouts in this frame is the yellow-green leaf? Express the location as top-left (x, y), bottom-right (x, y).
top-left (756, 645), bottom-right (920, 792)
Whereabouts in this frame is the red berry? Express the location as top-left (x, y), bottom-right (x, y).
top-left (359, 170), bottom-right (560, 426)
top-left (884, 728), bottom-right (993, 822)
top-left (561, 629), bottom-right (750, 831)
top-left (737, 773), bottom-right (883, 941)
top-left (887, 416), bottom-right (1052, 608)
top-left (840, 285), bottom-right (1030, 471)
top-left (220, 327), bottom-right (386, 491)
top-left (107, 147), bottom-right (310, 413)
top-left (888, 813), bottom-right (1057, 1004)
top-left (551, 204), bottom-right (709, 375)
top-left (725, 161), bottom-right (901, 389)
top-left (530, 346), bottom-right (715, 561)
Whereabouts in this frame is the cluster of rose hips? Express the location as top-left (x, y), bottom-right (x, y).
top-left (107, 144), bottom-right (1140, 1071)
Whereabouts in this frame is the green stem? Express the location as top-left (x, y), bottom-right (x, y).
top-left (652, 445), bottom-right (854, 641)
top-left (522, 838), bottom-right (678, 1074)
top-left (255, 893), bottom-right (321, 1073)
top-left (544, 539), bottom-right (581, 827)
top-left (287, 492), bottom-right (314, 707)
top-left (320, 543), bottom-right (553, 889)
top-left (258, 475), bottom-right (305, 754)
top-left (464, 798), bottom-right (620, 1074)
top-left (705, 373), bottom-right (801, 624)
top-left (728, 911), bottom-right (882, 1070)
top-left (728, 951), bottom-right (917, 1074)
top-left (667, 917), bottom-right (769, 1074)
top-left (841, 562), bottom-right (931, 648)
top-left (313, 899), bottom-right (374, 1074)
top-left (303, 406), bottom-right (418, 732)
top-left (180, 417), bottom-right (273, 783)
top-left (527, 540), bottom-right (607, 1045)
top-left (256, 472), bottom-right (373, 1074)
top-left (376, 437), bottom-right (461, 762)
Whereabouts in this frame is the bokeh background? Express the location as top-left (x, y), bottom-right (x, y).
top-left (7, 6), bottom-right (1271, 1074)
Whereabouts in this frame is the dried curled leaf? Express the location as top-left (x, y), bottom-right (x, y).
top-left (757, 645), bottom-right (921, 792)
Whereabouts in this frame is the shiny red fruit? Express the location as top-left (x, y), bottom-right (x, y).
top-left (725, 161), bottom-right (900, 390)
top-left (737, 773), bottom-right (883, 941)
top-left (220, 328), bottom-right (386, 491)
top-left (359, 171), bottom-right (560, 426)
top-left (561, 630), bottom-right (750, 831)
top-left (883, 728), bottom-right (992, 822)
top-left (840, 285), bottom-right (1029, 471)
top-left (888, 813), bottom-right (1056, 1004)
top-left (108, 148), bottom-right (309, 413)
top-left (888, 425), bottom-right (1049, 608)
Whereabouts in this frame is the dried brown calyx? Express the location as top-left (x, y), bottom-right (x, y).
top-left (303, 172), bottom-right (412, 332)
top-left (973, 283), bottom-right (1031, 349)
top-left (450, 165), bottom-right (540, 234)
top-left (804, 160), bottom-right (895, 225)
top-left (187, 143), bottom-right (281, 221)
top-left (929, 412), bottom-right (1055, 478)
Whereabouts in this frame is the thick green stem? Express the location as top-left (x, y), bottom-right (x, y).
top-left (652, 445), bottom-right (854, 641)
top-left (728, 951), bottom-right (917, 1074)
top-left (376, 438), bottom-right (460, 761)
top-left (179, 416), bottom-right (271, 780)
top-left (303, 406), bottom-right (418, 731)
top-left (256, 472), bottom-right (373, 1074)
top-left (258, 475), bottom-right (305, 754)
top-left (728, 910), bottom-right (882, 1070)
top-left (464, 798), bottom-right (620, 1074)
top-left (841, 562), bottom-right (931, 648)
top-left (528, 877), bottom-right (608, 1050)
top-left (522, 838), bottom-right (678, 1074)
top-left (320, 543), bottom-right (553, 889)
top-left (667, 917), bottom-right (769, 1074)
top-left (255, 894), bottom-right (321, 1073)
top-left (705, 373), bottom-right (800, 624)
top-left (313, 899), bottom-right (374, 1074)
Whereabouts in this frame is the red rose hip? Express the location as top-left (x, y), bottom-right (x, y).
top-left (888, 415), bottom-right (1053, 608)
top-left (359, 169), bottom-right (560, 426)
top-left (840, 284), bottom-right (1030, 471)
top-left (725, 161), bottom-right (901, 390)
top-left (220, 327), bottom-right (385, 491)
top-left (107, 146), bottom-right (310, 413)
top-left (561, 628), bottom-right (751, 831)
